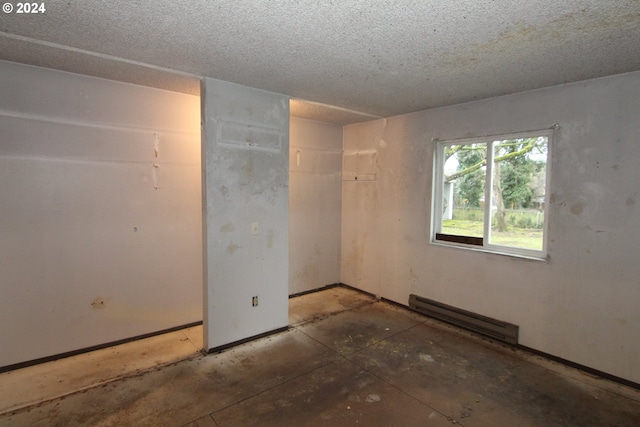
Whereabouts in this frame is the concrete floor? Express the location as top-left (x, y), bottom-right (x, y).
top-left (1, 286), bottom-right (639, 426)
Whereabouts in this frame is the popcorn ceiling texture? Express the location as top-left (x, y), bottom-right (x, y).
top-left (1, 0), bottom-right (639, 123)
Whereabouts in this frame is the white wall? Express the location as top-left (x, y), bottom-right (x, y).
top-left (0, 61), bottom-right (202, 368)
top-left (342, 71), bottom-right (640, 383)
top-left (289, 117), bottom-right (342, 295)
top-left (201, 78), bottom-right (289, 350)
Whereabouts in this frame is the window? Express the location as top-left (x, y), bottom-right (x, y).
top-left (432, 130), bottom-right (552, 259)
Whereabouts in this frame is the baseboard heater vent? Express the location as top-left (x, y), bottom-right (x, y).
top-left (409, 294), bottom-right (519, 345)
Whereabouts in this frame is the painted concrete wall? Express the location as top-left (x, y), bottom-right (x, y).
top-left (342, 71), bottom-right (640, 383)
top-left (201, 78), bottom-right (289, 350)
top-left (0, 61), bottom-right (202, 368)
top-left (289, 117), bottom-right (342, 295)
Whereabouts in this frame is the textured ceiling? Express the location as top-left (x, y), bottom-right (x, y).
top-left (1, 1), bottom-right (639, 123)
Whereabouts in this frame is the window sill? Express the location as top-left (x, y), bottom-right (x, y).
top-left (430, 239), bottom-right (550, 263)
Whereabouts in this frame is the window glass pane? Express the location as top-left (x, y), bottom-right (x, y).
top-left (441, 142), bottom-right (487, 238)
top-left (489, 137), bottom-right (548, 250)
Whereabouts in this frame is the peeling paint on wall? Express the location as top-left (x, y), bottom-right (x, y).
top-left (153, 133), bottom-right (161, 190)
top-left (91, 297), bottom-right (107, 309)
top-left (570, 203), bottom-right (584, 216)
top-left (343, 150), bottom-right (377, 182)
top-left (267, 229), bottom-right (274, 249)
top-left (154, 133), bottom-right (160, 158)
top-left (220, 223), bottom-right (236, 233)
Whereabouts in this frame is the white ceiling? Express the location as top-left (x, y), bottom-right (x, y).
top-left (1, 1), bottom-right (639, 124)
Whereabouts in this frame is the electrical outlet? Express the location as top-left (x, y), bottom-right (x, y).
top-left (252, 296), bottom-right (258, 307)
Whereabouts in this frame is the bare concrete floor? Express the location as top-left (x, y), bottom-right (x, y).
top-left (1, 286), bottom-right (639, 426)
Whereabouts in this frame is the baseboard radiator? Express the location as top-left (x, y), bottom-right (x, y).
top-left (409, 294), bottom-right (519, 345)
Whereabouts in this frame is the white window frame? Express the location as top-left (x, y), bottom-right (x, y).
top-left (431, 129), bottom-right (553, 260)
